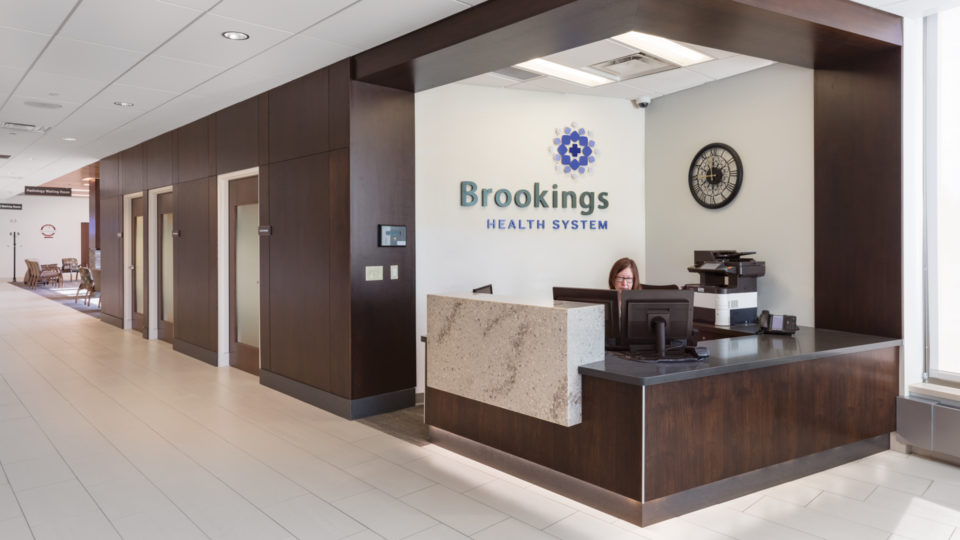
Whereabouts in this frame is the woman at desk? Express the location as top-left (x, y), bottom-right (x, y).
top-left (608, 257), bottom-right (640, 292)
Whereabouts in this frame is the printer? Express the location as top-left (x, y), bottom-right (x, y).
top-left (684, 250), bottom-right (765, 326)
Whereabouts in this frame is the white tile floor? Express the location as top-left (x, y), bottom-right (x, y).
top-left (1, 282), bottom-right (960, 540)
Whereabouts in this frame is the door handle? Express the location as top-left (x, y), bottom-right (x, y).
top-left (129, 266), bottom-right (135, 270)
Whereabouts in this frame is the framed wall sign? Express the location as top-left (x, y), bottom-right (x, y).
top-left (378, 225), bottom-right (407, 247)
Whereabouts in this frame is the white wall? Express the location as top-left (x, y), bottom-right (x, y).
top-left (644, 63), bottom-right (815, 325)
top-left (0, 194), bottom-right (90, 280)
top-left (416, 84), bottom-right (645, 392)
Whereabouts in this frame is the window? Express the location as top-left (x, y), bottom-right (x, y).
top-left (929, 7), bottom-right (960, 382)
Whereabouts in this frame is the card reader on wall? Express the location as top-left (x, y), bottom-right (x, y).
top-left (684, 250), bottom-right (765, 326)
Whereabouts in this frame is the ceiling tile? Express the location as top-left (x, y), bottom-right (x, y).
top-left (457, 0), bottom-right (487, 4)
top-left (0, 27), bottom-right (51, 70)
top-left (578, 81), bottom-right (657, 99)
top-left (116, 55), bottom-right (223, 94)
top-left (158, 0), bottom-right (220, 10)
top-left (685, 42), bottom-right (737, 61)
top-left (155, 12), bottom-right (292, 67)
top-left (49, 104), bottom-right (137, 142)
top-left (15, 70), bottom-right (105, 103)
top-left (87, 83), bottom-right (178, 111)
top-left (0, 66), bottom-right (26, 101)
top-left (33, 37), bottom-right (144, 81)
top-left (0, 96), bottom-right (79, 127)
top-left (229, 35), bottom-right (359, 86)
top-left (622, 68), bottom-right (711, 95)
top-left (0, 130), bottom-right (44, 159)
top-left (544, 40), bottom-right (639, 69)
top-left (687, 56), bottom-right (774, 80)
top-left (60, 0), bottom-right (201, 53)
top-left (212, 0), bottom-right (357, 33)
top-left (0, 0), bottom-right (78, 34)
top-left (302, 0), bottom-right (467, 50)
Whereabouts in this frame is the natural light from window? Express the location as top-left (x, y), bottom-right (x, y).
top-left (933, 7), bottom-right (960, 380)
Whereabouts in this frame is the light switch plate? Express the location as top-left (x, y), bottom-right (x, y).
top-left (365, 265), bottom-right (383, 281)
top-left (390, 265), bottom-right (399, 280)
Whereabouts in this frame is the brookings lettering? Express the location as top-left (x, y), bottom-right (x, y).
top-left (460, 181), bottom-right (609, 216)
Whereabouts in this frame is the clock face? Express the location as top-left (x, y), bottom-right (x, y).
top-left (688, 143), bottom-right (743, 209)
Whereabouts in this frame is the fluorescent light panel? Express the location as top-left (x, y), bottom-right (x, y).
top-left (611, 31), bottom-right (712, 66)
top-left (514, 58), bottom-right (613, 87)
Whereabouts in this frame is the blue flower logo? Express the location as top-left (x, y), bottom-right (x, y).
top-left (552, 122), bottom-right (597, 177)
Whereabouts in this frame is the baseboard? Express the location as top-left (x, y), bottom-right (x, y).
top-left (172, 339), bottom-right (218, 366)
top-left (100, 312), bottom-right (123, 328)
top-left (429, 426), bottom-right (889, 527)
top-left (260, 369), bottom-right (414, 420)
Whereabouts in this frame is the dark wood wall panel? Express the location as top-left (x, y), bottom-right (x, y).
top-left (120, 145), bottom-right (144, 195)
top-left (99, 154), bottom-right (120, 199)
top-left (328, 148), bottom-right (350, 396)
top-left (99, 195), bottom-right (123, 321)
top-left (173, 177), bottom-right (217, 351)
top-left (349, 81), bottom-right (416, 398)
top-left (177, 117), bottom-right (215, 183)
top-left (426, 377), bottom-right (645, 500)
top-left (644, 348), bottom-right (899, 500)
top-left (329, 60), bottom-right (350, 150)
top-left (267, 153), bottom-right (334, 392)
top-left (217, 97), bottom-right (259, 173)
top-left (268, 69), bottom-right (329, 164)
top-left (814, 49), bottom-right (902, 338)
top-left (145, 133), bottom-right (175, 190)
top-left (258, 164), bottom-right (271, 372)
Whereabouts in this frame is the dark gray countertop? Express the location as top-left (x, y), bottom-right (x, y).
top-left (578, 327), bottom-right (902, 386)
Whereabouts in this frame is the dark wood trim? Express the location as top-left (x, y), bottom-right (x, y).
top-left (173, 338), bottom-right (218, 366)
top-left (260, 369), bottom-right (415, 419)
top-left (353, 0), bottom-right (902, 91)
top-left (100, 312), bottom-right (123, 328)
top-left (429, 427), bottom-right (888, 527)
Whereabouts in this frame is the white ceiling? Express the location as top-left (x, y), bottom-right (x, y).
top-left (0, 0), bottom-right (484, 198)
top-left (1, 0), bottom-right (958, 198)
top-left (456, 39), bottom-right (775, 101)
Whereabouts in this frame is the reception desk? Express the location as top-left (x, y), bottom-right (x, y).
top-left (425, 294), bottom-right (901, 526)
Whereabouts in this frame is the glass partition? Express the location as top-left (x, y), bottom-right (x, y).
top-left (161, 213), bottom-right (174, 323)
top-left (135, 215), bottom-right (144, 314)
top-left (236, 203), bottom-right (260, 348)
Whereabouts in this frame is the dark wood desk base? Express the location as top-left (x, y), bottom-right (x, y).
top-left (426, 345), bottom-right (898, 526)
top-left (430, 426), bottom-right (888, 527)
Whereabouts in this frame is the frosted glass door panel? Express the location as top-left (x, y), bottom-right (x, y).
top-left (135, 215), bottom-right (144, 314)
top-left (162, 213), bottom-right (174, 323)
top-left (236, 203), bottom-right (260, 347)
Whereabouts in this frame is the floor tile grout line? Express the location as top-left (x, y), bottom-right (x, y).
top-left (0, 459), bottom-right (37, 540)
top-left (0, 372), bottom-right (126, 539)
top-left (26, 323), bottom-right (383, 538)
top-left (18, 343), bottom-right (306, 540)
top-left (1, 349), bottom-right (214, 539)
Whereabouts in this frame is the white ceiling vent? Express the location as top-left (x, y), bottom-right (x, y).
top-left (589, 53), bottom-right (676, 82)
top-left (1, 122), bottom-right (48, 134)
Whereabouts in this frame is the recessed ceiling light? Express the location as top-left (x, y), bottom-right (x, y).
top-left (222, 31), bottom-right (249, 40)
top-left (514, 58), bottom-right (613, 87)
top-left (611, 31), bottom-right (712, 67)
top-left (24, 101), bottom-right (63, 110)
top-left (62, 137), bottom-right (77, 142)
top-left (114, 101), bottom-right (134, 107)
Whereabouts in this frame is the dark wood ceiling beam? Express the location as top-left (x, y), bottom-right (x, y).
top-left (352, 0), bottom-right (903, 92)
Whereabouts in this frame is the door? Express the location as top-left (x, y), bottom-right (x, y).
top-left (157, 193), bottom-right (174, 343)
top-left (230, 176), bottom-right (260, 374)
top-left (131, 197), bottom-right (145, 331)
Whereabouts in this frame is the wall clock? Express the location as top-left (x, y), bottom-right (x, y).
top-left (688, 143), bottom-right (743, 209)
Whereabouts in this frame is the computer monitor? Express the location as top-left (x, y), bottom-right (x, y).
top-left (620, 289), bottom-right (695, 358)
top-left (472, 284), bottom-right (493, 294)
top-left (552, 287), bottom-right (620, 348)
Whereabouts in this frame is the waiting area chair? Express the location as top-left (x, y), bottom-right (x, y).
top-left (75, 267), bottom-right (97, 306)
top-left (24, 259), bottom-right (62, 288)
top-left (61, 258), bottom-right (79, 280)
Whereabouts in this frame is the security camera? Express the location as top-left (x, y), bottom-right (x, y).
top-left (631, 96), bottom-right (652, 109)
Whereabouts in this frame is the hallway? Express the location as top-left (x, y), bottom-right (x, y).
top-left (1, 282), bottom-right (959, 540)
